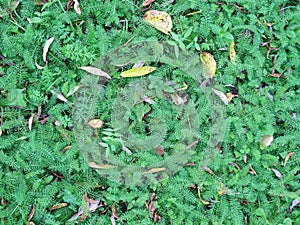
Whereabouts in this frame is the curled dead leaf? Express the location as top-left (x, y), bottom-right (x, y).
top-left (271, 168), bottom-right (282, 179)
top-left (143, 10), bottom-right (172, 34)
top-left (43, 37), bottom-right (54, 63)
top-left (50, 90), bottom-right (68, 103)
top-left (288, 199), bottom-right (300, 212)
top-left (197, 188), bottom-right (210, 205)
top-left (28, 205), bottom-right (35, 224)
top-left (73, 0), bottom-right (81, 15)
top-left (88, 119), bottom-right (103, 129)
top-left (142, 0), bottom-right (155, 7)
top-left (284, 152), bottom-right (294, 167)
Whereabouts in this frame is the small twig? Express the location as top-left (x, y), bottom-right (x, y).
top-left (122, 36), bottom-right (135, 47)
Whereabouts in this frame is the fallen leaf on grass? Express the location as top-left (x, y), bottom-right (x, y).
top-left (43, 37), bottom-right (54, 63)
top-left (110, 204), bottom-right (119, 225)
top-left (142, 0), bottom-right (155, 7)
top-left (73, 0), bottom-right (81, 15)
top-left (121, 66), bottom-right (156, 78)
top-left (171, 93), bottom-right (188, 106)
top-left (28, 115), bottom-right (34, 131)
top-left (229, 41), bottom-right (236, 65)
top-left (143, 10), bottom-right (172, 34)
top-left (200, 52), bottom-right (216, 78)
top-left (145, 193), bottom-right (161, 222)
top-left (154, 146), bottom-right (164, 156)
top-left (88, 162), bottom-right (116, 169)
top-left (88, 119), bottom-right (103, 129)
top-left (284, 152), bottom-right (294, 167)
top-left (61, 145), bottom-right (71, 154)
top-left (271, 168), bottom-right (282, 179)
top-left (79, 66), bottom-right (111, 79)
top-left (27, 205), bottom-right (35, 224)
top-left (143, 167), bottom-right (166, 174)
top-left (268, 73), bottom-right (286, 78)
top-left (288, 199), bottom-right (300, 213)
top-left (67, 85), bottom-right (84, 97)
top-left (68, 194), bottom-right (103, 222)
top-left (197, 188), bottom-right (210, 205)
top-left (212, 88), bottom-right (228, 105)
top-left (0, 128), bottom-right (2, 136)
top-left (226, 92), bottom-right (238, 102)
top-left (50, 203), bottom-right (68, 211)
top-left (260, 135), bottom-right (274, 149)
top-left (202, 166), bottom-right (217, 176)
top-left (50, 90), bottom-right (68, 103)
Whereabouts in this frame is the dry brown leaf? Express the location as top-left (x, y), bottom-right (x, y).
top-left (79, 66), bottom-right (111, 79)
top-left (142, 0), bottom-right (155, 7)
top-left (249, 165), bottom-right (257, 175)
top-left (143, 167), bottom-right (166, 174)
top-left (0, 127), bottom-right (2, 137)
top-left (43, 37), bottom-right (54, 63)
top-left (67, 85), bottom-right (84, 97)
top-left (260, 135), bottom-right (274, 149)
top-left (62, 145), bottom-right (72, 154)
top-left (229, 162), bottom-right (241, 172)
top-left (268, 73), bottom-right (286, 78)
top-left (50, 203), bottom-right (68, 211)
top-left (200, 52), bottom-right (216, 78)
top-left (143, 10), bottom-right (172, 34)
top-left (27, 205), bottom-right (35, 224)
top-left (74, 0), bottom-right (81, 15)
top-left (171, 93), bottom-right (188, 106)
top-left (88, 162), bottom-right (116, 169)
top-left (202, 166), bottom-right (217, 176)
top-left (88, 119), bottom-right (103, 129)
top-left (154, 146), bottom-right (164, 156)
top-left (284, 152), bottom-right (294, 167)
top-left (50, 90), bottom-right (68, 103)
top-left (145, 193), bottom-right (161, 222)
top-left (212, 88), bottom-right (228, 105)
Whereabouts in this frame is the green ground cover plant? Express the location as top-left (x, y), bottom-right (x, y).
top-left (0, 0), bottom-right (299, 224)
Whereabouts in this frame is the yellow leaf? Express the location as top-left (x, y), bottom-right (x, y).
top-left (88, 162), bottom-right (116, 169)
top-left (88, 119), bottom-right (103, 129)
top-left (197, 188), bottom-right (210, 205)
top-left (121, 66), bottom-right (156, 78)
top-left (229, 41), bottom-right (236, 65)
top-left (226, 92), bottom-right (238, 102)
top-left (200, 52), bottom-right (216, 78)
top-left (143, 167), bottom-right (166, 174)
top-left (50, 203), bottom-right (68, 211)
top-left (186, 10), bottom-right (202, 16)
top-left (143, 10), bottom-right (172, 34)
top-left (217, 183), bottom-right (228, 195)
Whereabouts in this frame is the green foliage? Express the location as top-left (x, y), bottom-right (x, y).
top-left (0, 0), bottom-right (299, 224)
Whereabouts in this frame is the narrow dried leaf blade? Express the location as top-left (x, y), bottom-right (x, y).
top-left (50, 203), bottom-right (68, 211)
top-left (200, 52), bottom-right (216, 78)
top-left (43, 37), bottom-right (54, 63)
top-left (0, 127), bottom-right (2, 136)
top-left (260, 135), bottom-right (274, 149)
top-left (197, 188), bottom-right (210, 205)
top-left (288, 199), bottom-right (300, 212)
top-left (212, 88), bottom-right (228, 105)
top-left (27, 205), bottom-right (35, 223)
top-left (79, 66), bottom-right (111, 79)
top-left (284, 152), bottom-right (295, 167)
top-left (88, 119), bottom-right (103, 129)
top-left (271, 168), bottom-right (282, 179)
top-left (88, 162), bottom-right (116, 169)
top-left (143, 167), bottom-right (166, 174)
top-left (230, 41), bottom-right (236, 65)
top-left (121, 66), bottom-right (156, 78)
top-left (143, 10), bottom-right (172, 34)
top-left (28, 115), bottom-right (34, 131)
top-left (50, 90), bottom-right (68, 103)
